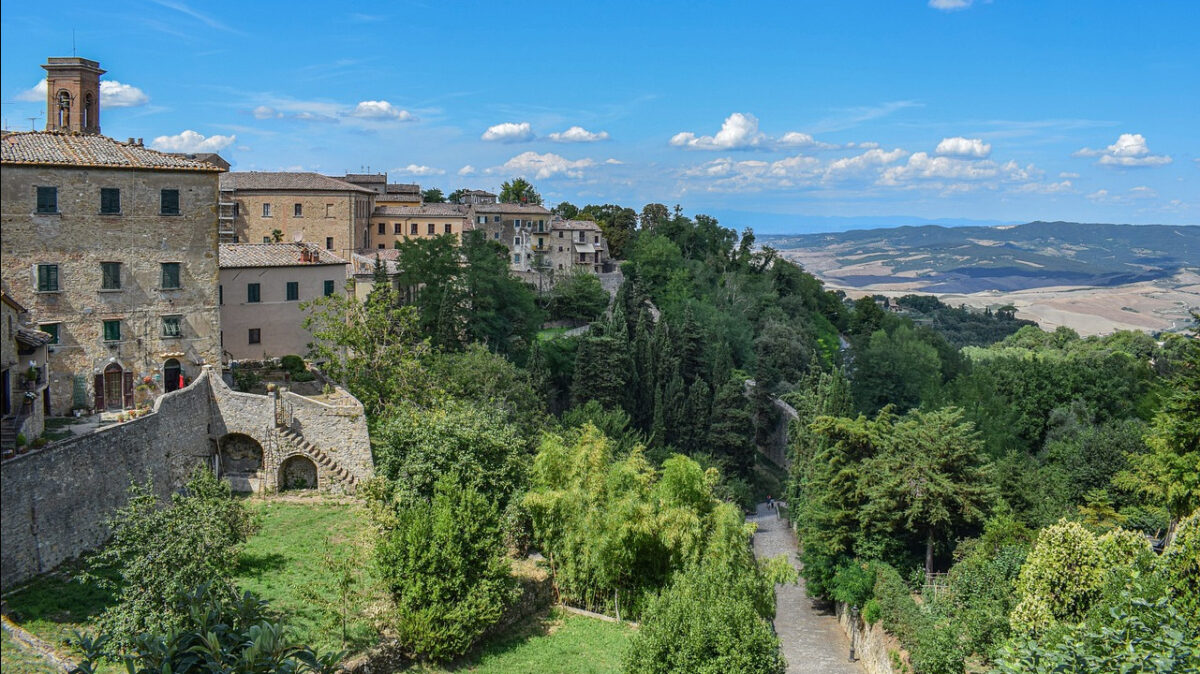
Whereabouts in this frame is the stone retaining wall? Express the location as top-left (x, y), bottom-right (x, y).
top-left (280, 390), bottom-right (372, 483)
top-left (1, 370), bottom-right (213, 589)
top-left (837, 602), bottom-right (900, 674)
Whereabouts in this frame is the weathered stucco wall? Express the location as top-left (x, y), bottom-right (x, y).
top-left (1, 369), bottom-right (213, 589)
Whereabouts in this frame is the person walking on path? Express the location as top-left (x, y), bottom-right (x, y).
top-left (750, 502), bottom-right (863, 674)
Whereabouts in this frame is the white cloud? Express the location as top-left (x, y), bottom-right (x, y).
top-left (393, 164), bottom-right (445, 176)
top-left (482, 122), bottom-right (535, 143)
top-left (929, 0), bottom-right (973, 10)
top-left (604, 158), bottom-right (623, 165)
top-left (1074, 133), bottom-right (1171, 167)
top-left (935, 137), bottom-right (991, 159)
top-left (1129, 185), bottom-right (1158, 198)
top-left (879, 152), bottom-right (1039, 189)
top-left (824, 148), bottom-right (907, 181)
top-left (671, 112), bottom-right (769, 150)
top-left (349, 100), bottom-right (412, 121)
top-left (489, 152), bottom-right (595, 179)
top-left (458, 165), bottom-right (477, 176)
top-left (547, 126), bottom-right (610, 143)
top-left (1087, 189), bottom-right (1110, 201)
top-left (16, 78), bottom-right (149, 108)
top-left (150, 130), bottom-right (236, 153)
top-left (1014, 180), bottom-right (1073, 194)
top-left (1059, 171), bottom-right (1080, 178)
top-left (252, 105), bottom-right (282, 119)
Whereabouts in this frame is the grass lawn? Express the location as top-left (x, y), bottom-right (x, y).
top-left (1, 629), bottom-right (60, 674)
top-left (410, 608), bottom-right (633, 674)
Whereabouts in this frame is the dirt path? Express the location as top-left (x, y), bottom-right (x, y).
top-left (750, 503), bottom-right (863, 674)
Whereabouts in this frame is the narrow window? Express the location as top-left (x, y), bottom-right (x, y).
top-left (161, 262), bottom-right (181, 289)
top-left (493, 232), bottom-right (500, 240)
top-left (558, 231), bottom-right (564, 238)
top-left (103, 319), bottom-right (121, 342)
top-left (410, 222), bottom-right (418, 235)
top-left (514, 219), bottom-right (522, 227)
top-left (247, 283), bottom-right (261, 303)
top-left (595, 235), bottom-right (600, 243)
top-left (162, 315), bottom-right (182, 337)
top-left (494, 215), bottom-right (500, 222)
top-left (100, 188), bottom-right (121, 214)
top-left (160, 189), bottom-right (180, 215)
top-left (40, 323), bottom-right (60, 344)
top-left (101, 262), bottom-right (122, 290)
top-left (233, 203), bottom-right (240, 217)
top-left (513, 254), bottom-right (521, 263)
top-left (325, 203), bottom-right (333, 217)
top-left (325, 237), bottom-right (334, 250)
top-left (427, 223), bottom-right (435, 235)
top-left (378, 243), bottom-right (385, 249)
top-left (445, 223), bottom-right (452, 234)
top-left (219, 285), bottom-right (223, 305)
top-left (248, 328), bottom-right (261, 344)
top-left (394, 223), bottom-right (402, 234)
top-left (323, 280), bottom-right (336, 297)
top-left (263, 203), bottom-right (272, 217)
top-left (286, 281), bottom-right (299, 301)
top-left (378, 222), bottom-right (385, 235)
top-left (37, 264), bottom-right (59, 292)
top-left (294, 203), bottom-right (303, 217)
top-left (36, 186), bottom-right (58, 214)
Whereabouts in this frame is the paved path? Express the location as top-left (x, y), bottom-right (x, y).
top-left (750, 503), bottom-right (863, 674)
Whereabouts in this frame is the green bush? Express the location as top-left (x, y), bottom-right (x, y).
top-left (280, 354), bottom-right (305, 373)
top-left (374, 475), bottom-right (516, 661)
top-left (1160, 509), bottom-right (1199, 631)
top-left (232, 368), bottom-right (261, 392)
top-left (862, 599), bottom-right (881, 625)
top-left (830, 560), bottom-right (876, 607)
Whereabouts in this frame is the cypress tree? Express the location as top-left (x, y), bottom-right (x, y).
top-left (708, 378), bottom-right (755, 478)
top-left (680, 377), bottom-right (712, 454)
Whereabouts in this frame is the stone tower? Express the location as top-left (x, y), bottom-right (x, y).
top-left (42, 57), bottom-right (104, 134)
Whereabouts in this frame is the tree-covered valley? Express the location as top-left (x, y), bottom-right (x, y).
top-left (7, 191), bottom-right (1197, 674)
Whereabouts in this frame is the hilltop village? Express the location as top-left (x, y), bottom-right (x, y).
top-left (1, 56), bottom-right (1197, 674)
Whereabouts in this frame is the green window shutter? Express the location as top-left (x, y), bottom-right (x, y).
top-left (36, 186), bottom-right (57, 213)
top-left (103, 320), bottom-right (121, 341)
top-left (161, 189), bottom-right (180, 215)
top-left (247, 283), bottom-right (261, 303)
top-left (323, 280), bottom-right (335, 297)
top-left (100, 188), bottom-right (121, 214)
top-left (37, 264), bottom-right (59, 292)
top-left (286, 281), bottom-right (299, 301)
top-left (101, 262), bottom-right (121, 290)
top-left (161, 263), bottom-right (181, 289)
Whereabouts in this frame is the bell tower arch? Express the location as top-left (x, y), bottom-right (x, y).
top-left (42, 57), bottom-right (104, 134)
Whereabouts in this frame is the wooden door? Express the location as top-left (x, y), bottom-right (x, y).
top-left (103, 365), bottom-right (124, 411)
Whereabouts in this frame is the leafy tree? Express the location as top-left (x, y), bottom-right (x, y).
top-left (852, 325), bottom-right (943, 413)
top-left (72, 584), bottom-right (342, 674)
top-left (270, 228), bottom-right (283, 243)
top-left (447, 188), bottom-right (468, 204)
top-left (707, 379), bottom-right (755, 478)
top-left (640, 203), bottom-right (670, 229)
top-left (499, 177), bottom-right (541, 204)
top-left (372, 400), bottom-right (528, 506)
top-left (428, 343), bottom-right (549, 444)
top-left (859, 407), bottom-right (996, 577)
top-left (571, 330), bottom-right (632, 418)
top-left (581, 204), bottom-right (638, 258)
top-left (85, 469), bottom-right (256, 650)
top-left (421, 187), bottom-right (445, 203)
top-left (461, 230), bottom-right (542, 354)
top-left (553, 201), bottom-right (580, 219)
top-left (394, 234), bottom-right (460, 336)
top-left (550, 272), bottom-right (609, 323)
top-left (373, 475), bottom-right (517, 661)
top-left (303, 285), bottom-right (434, 416)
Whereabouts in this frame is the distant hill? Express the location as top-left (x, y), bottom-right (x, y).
top-left (765, 221), bottom-right (1200, 293)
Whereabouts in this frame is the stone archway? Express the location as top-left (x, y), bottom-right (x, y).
top-left (218, 433), bottom-right (264, 492)
top-left (279, 455), bottom-right (318, 491)
top-left (164, 359), bottom-right (182, 393)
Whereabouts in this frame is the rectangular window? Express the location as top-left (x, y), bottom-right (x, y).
top-left (493, 232), bottom-right (500, 239)
top-left (263, 203), bottom-right (272, 217)
top-left (160, 189), bottom-right (180, 215)
top-left (247, 283), bottom-right (261, 303)
top-left (558, 231), bottom-right (564, 238)
top-left (477, 216), bottom-right (486, 225)
top-left (248, 328), bottom-right (261, 344)
top-left (394, 223), bottom-right (402, 234)
top-left (378, 243), bottom-right (385, 249)
top-left (101, 262), bottom-right (122, 290)
top-left (595, 235), bottom-right (600, 243)
top-left (219, 285), bottom-right (223, 305)
top-left (262, 236), bottom-right (271, 243)
top-left (100, 188), bottom-right (121, 214)
top-left (513, 254), bottom-right (521, 263)
top-left (36, 264), bottom-right (59, 292)
top-left (494, 215), bottom-right (501, 222)
top-left (378, 222), bottom-right (385, 235)
top-left (325, 237), bottom-right (334, 250)
top-left (514, 219), bottom-right (522, 227)
top-left (294, 203), bottom-right (303, 217)
top-left (514, 237), bottom-right (521, 246)
top-left (36, 186), bottom-right (58, 214)
top-left (40, 323), bottom-right (60, 344)
top-left (428, 223), bottom-right (435, 235)
top-left (325, 203), bottom-right (333, 217)
top-left (323, 279), bottom-right (336, 297)
top-left (162, 315), bottom-right (182, 337)
top-left (444, 223), bottom-right (452, 234)
top-left (410, 222), bottom-right (418, 235)
top-left (161, 262), bottom-right (181, 289)
top-left (103, 319), bottom-right (121, 342)
top-left (286, 281), bottom-right (299, 301)
top-left (233, 203), bottom-right (240, 217)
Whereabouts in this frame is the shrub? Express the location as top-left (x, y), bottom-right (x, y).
top-left (374, 475), bottom-right (516, 661)
top-left (280, 354), bottom-right (305, 373)
top-left (862, 598), bottom-right (881, 625)
top-left (1160, 509), bottom-right (1199, 630)
top-left (830, 560), bottom-right (877, 607)
top-left (232, 368), bottom-right (261, 392)
top-left (85, 468), bottom-right (256, 650)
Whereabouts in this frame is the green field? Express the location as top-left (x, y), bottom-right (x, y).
top-left (1, 497), bottom-right (631, 673)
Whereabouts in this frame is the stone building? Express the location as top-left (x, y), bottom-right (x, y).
top-left (468, 202), bottom-right (553, 273)
top-left (339, 173), bottom-right (421, 207)
top-left (218, 243), bottom-right (348, 361)
top-left (457, 189), bottom-right (498, 205)
top-left (537, 217), bottom-right (610, 274)
top-left (217, 172), bottom-right (374, 258)
top-left (370, 203), bottom-right (472, 248)
top-left (1, 293), bottom-right (52, 453)
top-left (1, 57), bottom-right (223, 415)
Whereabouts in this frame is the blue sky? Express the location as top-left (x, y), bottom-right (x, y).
top-left (2, 0), bottom-right (1197, 233)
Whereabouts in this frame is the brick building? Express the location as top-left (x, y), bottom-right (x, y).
top-left (369, 203), bottom-right (472, 248)
top-left (218, 172), bottom-right (374, 259)
top-left (0, 57), bottom-right (223, 414)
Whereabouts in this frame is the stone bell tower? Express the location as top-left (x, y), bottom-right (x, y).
top-left (43, 57), bottom-right (104, 134)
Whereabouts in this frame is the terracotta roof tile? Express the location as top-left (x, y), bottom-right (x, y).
top-left (220, 172), bottom-right (375, 193)
top-left (219, 243), bottom-right (348, 268)
top-left (374, 204), bottom-right (469, 217)
top-left (1, 132), bottom-right (223, 171)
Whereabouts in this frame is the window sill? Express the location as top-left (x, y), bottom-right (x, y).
top-left (160, 213), bottom-right (182, 217)
top-left (34, 211), bottom-right (60, 216)
top-left (98, 212), bottom-right (123, 217)
top-left (98, 289), bottom-right (124, 293)
top-left (159, 287), bottom-right (183, 292)
top-left (34, 290), bottom-right (62, 295)
top-left (161, 335), bottom-right (182, 340)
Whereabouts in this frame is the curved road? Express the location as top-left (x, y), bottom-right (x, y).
top-left (750, 503), bottom-right (864, 674)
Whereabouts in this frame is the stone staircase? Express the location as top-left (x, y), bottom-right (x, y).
top-left (1, 417), bottom-right (18, 456)
top-left (277, 427), bottom-right (360, 491)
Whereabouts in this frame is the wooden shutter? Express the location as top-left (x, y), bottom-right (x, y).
top-left (123, 371), bottom-right (134, 409)
top-left (94, 374), bottom-right (104, 410)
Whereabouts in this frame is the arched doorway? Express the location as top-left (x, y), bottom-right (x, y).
top-left (218, 433), bottom-right (264, 493)
top-left (279, 455), bottom-right (318, 491)
top-left (103, 363), bottom-right (124, 411)
top-left (164, 359), bottom-right (182, 392)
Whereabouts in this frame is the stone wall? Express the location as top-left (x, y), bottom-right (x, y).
top-left (1, 369), bottom-right (214, 589)
top-left (280, 388), bottom-right (372, 482)
top-left (837, 602), bottom-right (901, 674)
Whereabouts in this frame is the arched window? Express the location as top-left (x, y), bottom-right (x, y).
top-left (83, 93), bottom-right (93, 129)
top-left (164, 358), bottom-right (182, 392)
top-left (57, 91), bottom-right (71, 129)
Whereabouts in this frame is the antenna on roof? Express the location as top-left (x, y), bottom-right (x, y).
top-left (27, 116), bottom-right (39, 130)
